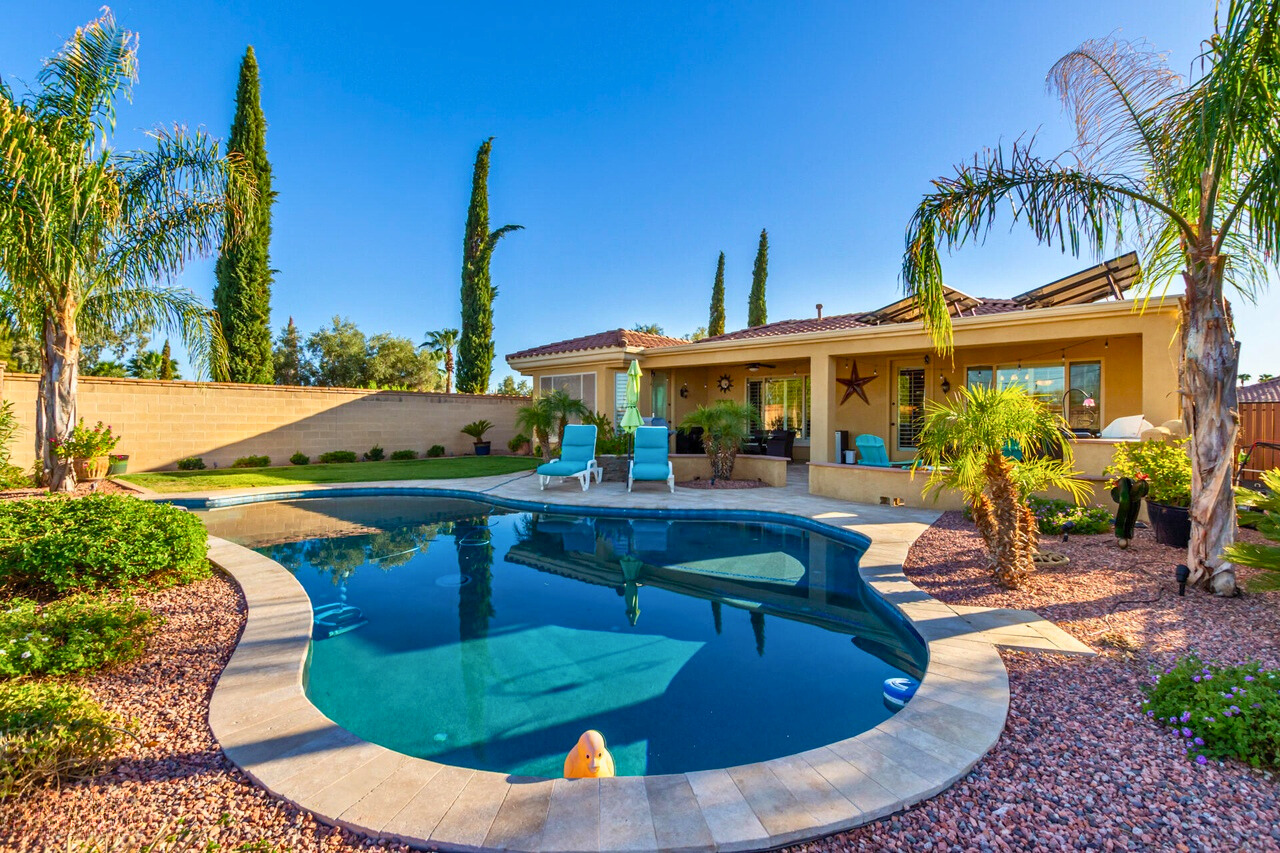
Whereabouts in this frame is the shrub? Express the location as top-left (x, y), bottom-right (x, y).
top-left (1028, 496), bottom-right (1113, 535)
top-left (581, 412), bottom-right (629, 455)
top-left (364, 445), bottom-right (385, 462)
top-left (289, 452), bottom-right (310, 466)
top-left (176, 457), bottom-right (205, 471)
top-left (0, 596), bottom-right (155, 678)
top-left (318, 450), bottom-right (358, 464)
top-left (0, 402), bottom-right (31, 489)
top-left (1143, 654), bottom-right (1280, 768)
top-left (0, 681), bottom-right (119, 798)
top-left (507, 433), bottom-right (530, 454)
top-left (1105, 439), bottom-right (1192, 506)
top-left (389, 449), bottom-right (418, 461)
top-left (0, 496), bottom-right (210, 597)
top-left (426, 445), bottom-right (446, 458)
top-left (49, 419), bottom-right (120, 460)
top-left (230, 455), bottom-right (270, 468)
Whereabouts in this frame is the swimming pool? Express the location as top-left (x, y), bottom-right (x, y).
top-left (199, 493), bottom-right (927, 779)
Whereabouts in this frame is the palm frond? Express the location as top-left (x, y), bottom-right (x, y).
top-left (78, 282), bottom-right (226, 379)
top-left (31, 10), bottom-right (137, 145)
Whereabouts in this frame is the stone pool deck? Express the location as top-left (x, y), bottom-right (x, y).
top-left (178, 468), bottom-right (1091, 852)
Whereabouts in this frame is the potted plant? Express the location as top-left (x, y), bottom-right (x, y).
top-left (107, 453), bottom-right (130, 476)
top-left (508, 433), bottom-right (532, 456)
top-left (461, 420), bottom-right (494, 456)
top-left (1105, 439), bottom-right (1193, 547)
top-left (50, 419), bottom-right (121, 482)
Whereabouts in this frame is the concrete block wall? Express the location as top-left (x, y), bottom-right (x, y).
top-left (0, 369), bottom-right (528, 472)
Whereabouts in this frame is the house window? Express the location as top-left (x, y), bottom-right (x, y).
top-left (970, 361), bottom-right (1103, 423)
top-left (538, 372), bottom-right (597, 412)
top-left (897, 368), bottom-right (926, 449)
top-left (614, 372), bottom-right (629, 427)
top-left (746, 376), bottom-right (810, 439)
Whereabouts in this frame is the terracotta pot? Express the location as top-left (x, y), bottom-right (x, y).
top-left (73, 455), bottom-right (110, 482)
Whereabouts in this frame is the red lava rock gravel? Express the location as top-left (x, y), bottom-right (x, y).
top-left (793, 512), bottom-right (1280, 853)
top-left (0, 574), bottom-right (409, 852)
top-left (675, 478), bottom-right (767, 489)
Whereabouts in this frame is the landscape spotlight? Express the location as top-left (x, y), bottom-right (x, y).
top-left (1176, 563), bottom-right (1190, 596)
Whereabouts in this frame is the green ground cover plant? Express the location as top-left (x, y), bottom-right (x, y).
top-left (1027, 496), bottom-right (1113, 535)
top-left (1144, 655), bottom-right (1280, 769)
top-left (122, 455), bottom-right (538, 492)
top-left (426, 445), bottom-right (446, 458)
top-left (230, 455), bottom-right (270, 468)
top-left (176, 457), bottom-right (206, 471)
top-left (0, 496), bottom-right (209, 596)
top-left (0, 681), bottom-right (119, 798)
top-left (317, 450), bottom-right (358, 464)
top-left (390, 449), bottom-right (418, 461)
top-left (0, 596), bottom-right (154, 678)
top-left (289, 452), bottom-right (309, 466)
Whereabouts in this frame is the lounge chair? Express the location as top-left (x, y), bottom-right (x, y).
top-left (629, 426), bottom-right (675, 493)
top-left (854, 434), bottom-right (913, 468)
top-left (537, 424), bottom-right (602, 491)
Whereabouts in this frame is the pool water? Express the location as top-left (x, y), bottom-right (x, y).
top-left (199, 494), bottom-right (926, 778)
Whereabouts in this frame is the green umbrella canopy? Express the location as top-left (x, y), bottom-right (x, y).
top-left (621, 360), bottom-right (644, 433)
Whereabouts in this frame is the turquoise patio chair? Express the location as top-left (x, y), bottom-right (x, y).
top-left (854, 434), bottom-right (913, 468)
top-left (537, 424), bottom-right (601, 491)
top-left (628, 425), bottom-right (675, 493)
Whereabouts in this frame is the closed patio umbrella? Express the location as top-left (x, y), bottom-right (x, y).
top-left (621, 360), bottom-right (644, 460)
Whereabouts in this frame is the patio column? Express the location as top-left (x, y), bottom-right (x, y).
top-left (810, 354), bottom-right (832, 463)
top-left (1141, 330), bottom-right (1180, 425)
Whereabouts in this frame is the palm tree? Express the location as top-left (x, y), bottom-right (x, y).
top-left (1239, 373), bottom-right (1253, 385)
top-left (914, 386), bottom-right (1087, 589)
top-left (543, 389), bottom-right (590, 449)
top-left (421, 328), bottom-right (460, 394)
top-left (678, 400), bottom-right (759, 482)
top-left (515, 398), bottom-right (555, 462)
top-left (901, 3), bottom-right (1280, 595)
top-left (1259, 373), bottom-right (1276, 383)
top-left (0, 12), bottom-right (246, 491)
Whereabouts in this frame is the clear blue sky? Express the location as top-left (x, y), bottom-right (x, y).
top-left (4, 1), bottom-right (1277, 382)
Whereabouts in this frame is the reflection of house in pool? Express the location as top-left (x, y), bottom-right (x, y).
top-left (506, 513), bottom-right (926, 678)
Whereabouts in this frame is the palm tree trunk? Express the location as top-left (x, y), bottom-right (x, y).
top-left (36, 313), bottom-right (80, 493)
top-left (445, 350), bottom-right (454, 394)
top-left (984, 452), bottom-right (1032, 588)
top-left (1180, 260), bottom-right (1239, 596)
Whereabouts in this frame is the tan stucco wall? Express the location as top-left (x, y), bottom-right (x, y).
top-left (670, 453), bottom-right (790, 487)
top-left (1, 373), bottom-right (528, 472)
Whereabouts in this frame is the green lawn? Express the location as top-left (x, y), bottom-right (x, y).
top-left (121, 455), bottom-right (540, 493)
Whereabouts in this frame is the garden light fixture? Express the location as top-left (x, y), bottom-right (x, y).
top-left (1176, 563), bottom-right (1190, 596)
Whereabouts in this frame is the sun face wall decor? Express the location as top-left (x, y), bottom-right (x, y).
top-left (717, 374), bottom-right (733, 393)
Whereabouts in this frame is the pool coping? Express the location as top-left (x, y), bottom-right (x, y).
top-left (202, 483), bottom-right (1011, 853)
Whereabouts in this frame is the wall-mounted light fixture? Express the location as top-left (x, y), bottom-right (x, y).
top-left (924, 354), bottom-right (930, 365)
top-left (940, 377), bottom-right (951, 394)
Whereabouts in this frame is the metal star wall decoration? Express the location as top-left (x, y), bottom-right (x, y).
top-left (837, 360), bottom-right (876, 405)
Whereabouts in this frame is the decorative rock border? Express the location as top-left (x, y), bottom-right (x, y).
top-left (204, 487), bottom-right (1014, 853)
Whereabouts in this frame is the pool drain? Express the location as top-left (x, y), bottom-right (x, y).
top-left (434, 573), bottom-right (472, 588)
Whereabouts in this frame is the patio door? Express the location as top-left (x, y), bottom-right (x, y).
top-left (894, 366), bottom-right (926, 452)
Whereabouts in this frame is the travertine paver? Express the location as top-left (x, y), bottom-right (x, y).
top-left (196, 467), bottom-right (1055, 851)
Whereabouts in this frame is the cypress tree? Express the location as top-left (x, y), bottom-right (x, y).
top-left (274, 317), bottom-right (303, 385)
top-left (456, 138), bottom-right (522, 394)
top-left (709, 252), bottom-right (726, 336)
top-left (213, 46), bottom-right (274, 384)
top-left (748, 229), bottom-right (768, 327)
top-left (159, 339), bottom-right (174, 380)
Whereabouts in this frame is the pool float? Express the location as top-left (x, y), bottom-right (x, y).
top-left (883, 676), bottom-right (919, 709)
top-left (563, 730), bottom-right (616, 778)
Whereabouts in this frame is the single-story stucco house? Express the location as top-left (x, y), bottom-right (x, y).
top-left (506, 253), bottom-right (1181, 508)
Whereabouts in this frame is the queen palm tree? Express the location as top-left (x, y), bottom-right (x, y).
top-left (421, 328), bottom-right (460, 393)
top-left (915, 386), bottom-right (1088, 588)
top-left (901, 1), bottom-right (1279, 595)
top-left (0, 11), bottom-right (247, 491)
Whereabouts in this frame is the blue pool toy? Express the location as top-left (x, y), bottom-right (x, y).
top-left (883, 676), bottom-right (919, 709)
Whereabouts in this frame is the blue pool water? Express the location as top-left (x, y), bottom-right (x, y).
top-left (199, 493), bottom-right (926, 778)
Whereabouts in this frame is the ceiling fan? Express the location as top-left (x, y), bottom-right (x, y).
top-left (745, 362), bottom-right (776, 372)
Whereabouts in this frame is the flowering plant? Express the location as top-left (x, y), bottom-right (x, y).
top-left (1104, 439), bottom-right (1192, 506)
top-left (1143, 654), bottom-right (1280, 768)
top-left (49, 420), bottom-right (120, 460)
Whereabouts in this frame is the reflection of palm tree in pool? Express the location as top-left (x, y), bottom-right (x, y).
top-left (711, 601), bottom-right (722, 635)
top-left (751, 612), bottom-right (766, 657)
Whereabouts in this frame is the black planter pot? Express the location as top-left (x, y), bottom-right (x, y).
top-left (1146, 499), bottom-right (1191, 548)
top-left (473, 441), bottom-right (492, 456)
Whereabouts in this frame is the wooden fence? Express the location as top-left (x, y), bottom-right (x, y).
top-left (1238, 402), bottom-right (1280, 483)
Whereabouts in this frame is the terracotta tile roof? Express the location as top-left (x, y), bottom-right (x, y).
top-left (507, 328), bottom-right (689, 360)
top-left (1239, 377), bottom-right (1280, 403)
top-left (695, 312), bottom-right (871, 344)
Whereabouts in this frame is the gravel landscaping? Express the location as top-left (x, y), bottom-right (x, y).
top-left (3, 511), bottom-right (1277, 851)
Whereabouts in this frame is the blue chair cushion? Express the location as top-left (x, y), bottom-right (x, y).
top-left (539, 460), bottom-right (589, 477)
top-left (631, 462), bottom-right (671, 480)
